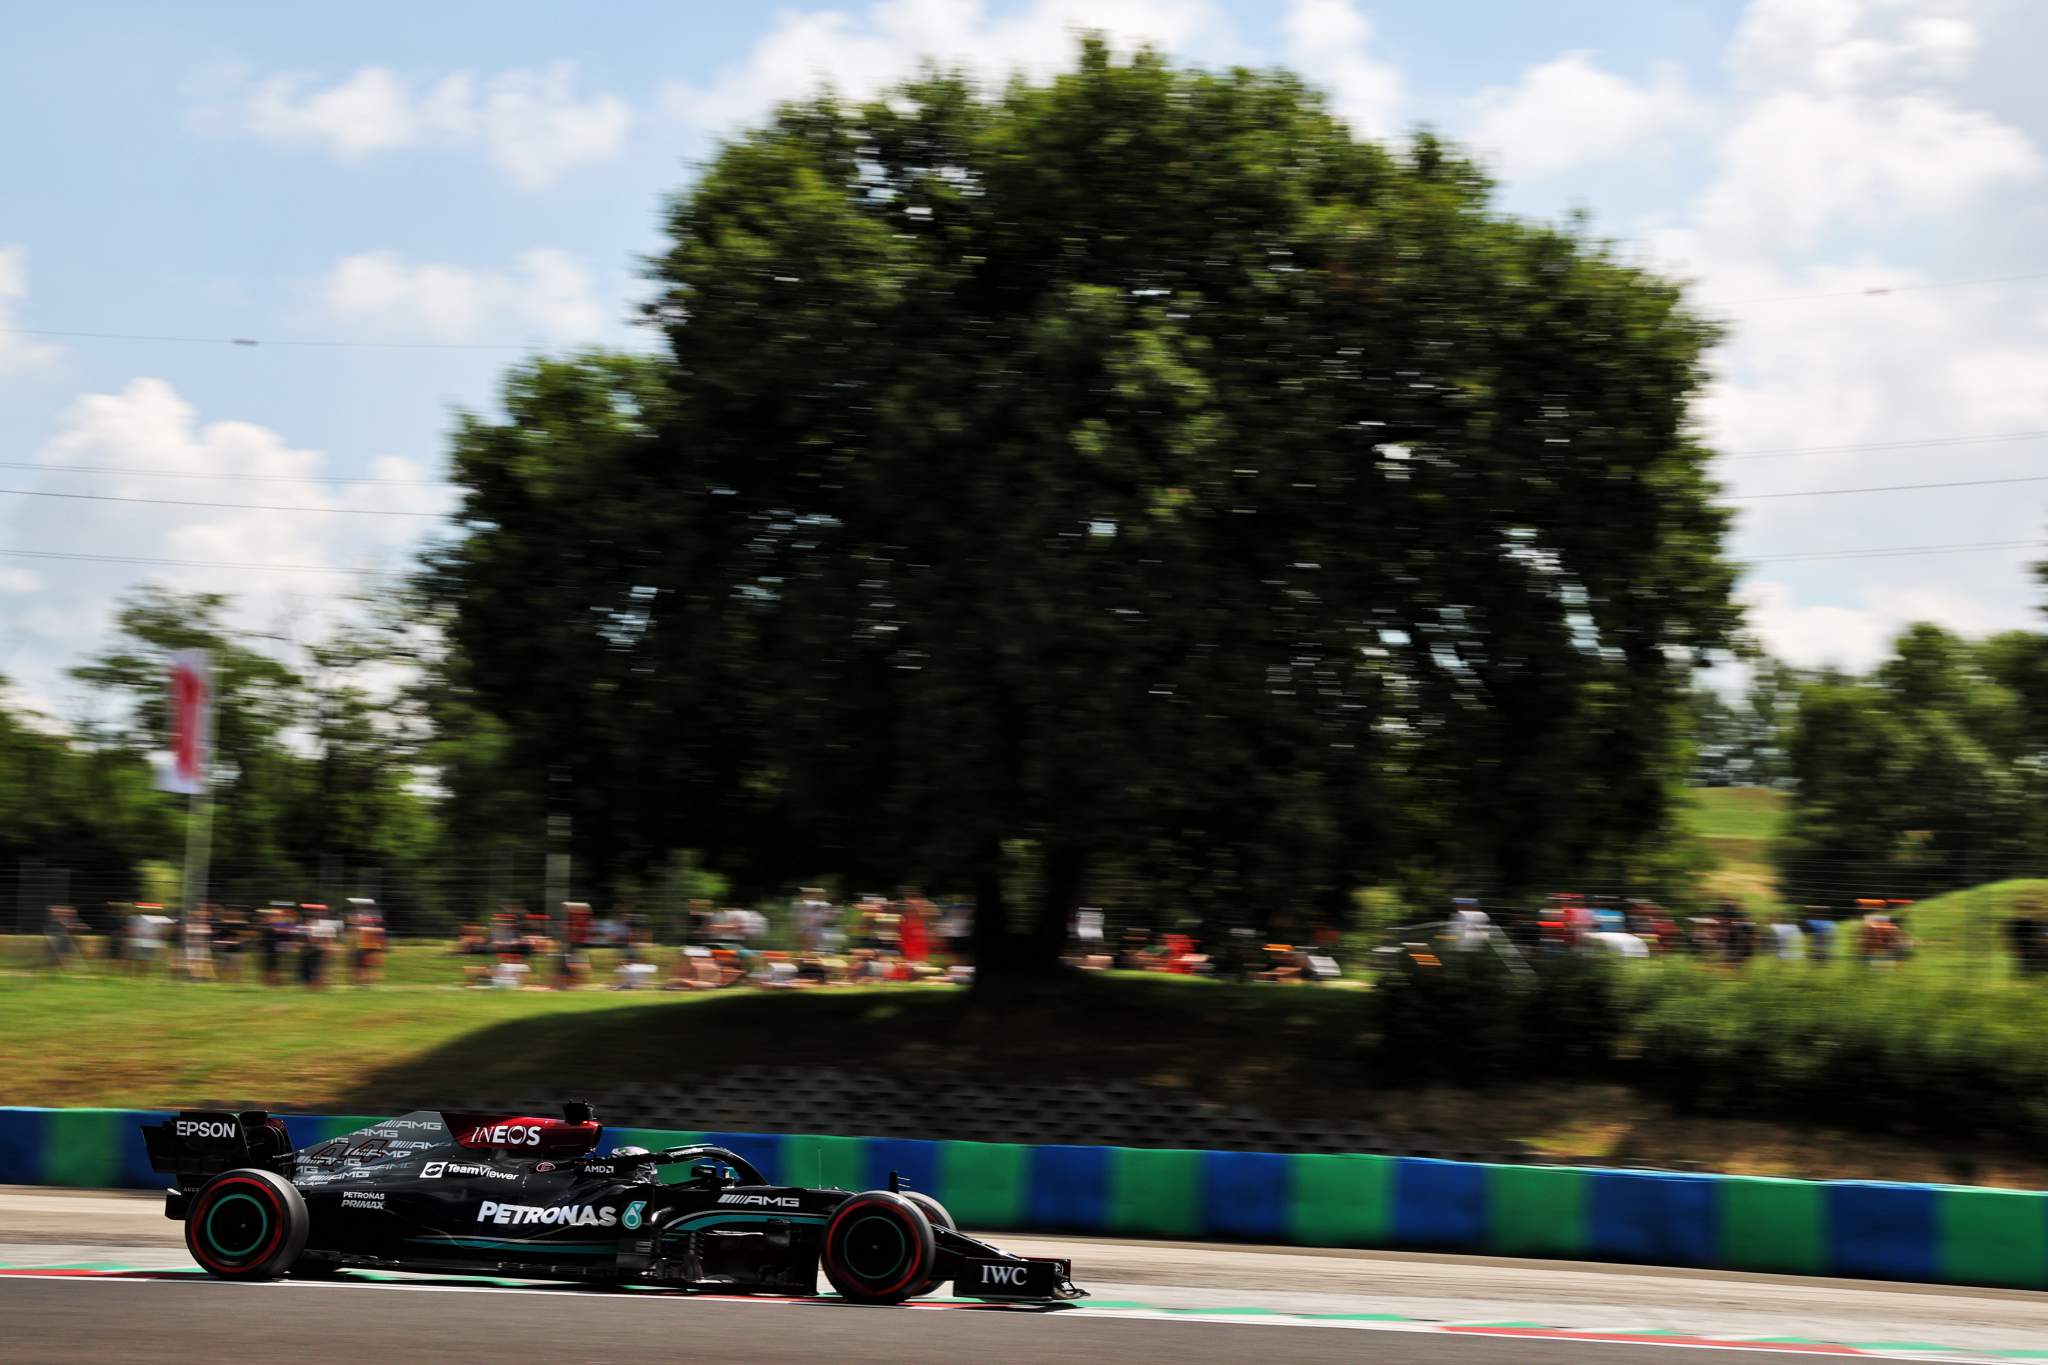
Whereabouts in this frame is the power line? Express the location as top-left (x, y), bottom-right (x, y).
top-left (0, 459), bottom-right (456, 489)
top-left (0, 548), bottom-right (391, 576)
top-left (1723, 430), bottom-right (2048, 461)
top-left (1744, 538), bottom-right (2040, 565)
top-left (0, 487), bottom-right (446, 517)
top-left (0, 326), bottom-right (541, 352)
top-left (1707, 270), bottom-right (2048, 306)
top-left (1725, 473), bottom-right (2048, 501)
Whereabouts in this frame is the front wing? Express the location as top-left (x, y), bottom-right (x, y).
top-left (938, 1229), bottom-right (1086, 1302)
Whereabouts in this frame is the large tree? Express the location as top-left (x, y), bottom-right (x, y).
top-left (436, 42), bottom-right (1736, 975)
top-left (1779, 624), bottom-right (2043, 906)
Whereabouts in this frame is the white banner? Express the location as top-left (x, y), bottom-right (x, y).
top-left (158, 648), bottom-right (211, 795)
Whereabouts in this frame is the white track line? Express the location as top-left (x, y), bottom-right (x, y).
top-left (0, 1272), bottom-right (2011, 1363)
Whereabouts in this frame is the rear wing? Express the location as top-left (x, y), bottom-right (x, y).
top-left (141, 1111), bottom-right (294, 1189)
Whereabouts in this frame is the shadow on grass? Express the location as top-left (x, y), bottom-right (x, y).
top-left (333, 973), bottom-right (1370, 1114)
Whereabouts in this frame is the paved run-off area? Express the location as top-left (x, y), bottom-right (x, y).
top-left (3, 1189), bottom-right (2045, 1363)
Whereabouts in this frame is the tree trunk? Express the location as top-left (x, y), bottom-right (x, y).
top-left (1032, 841), bottom-right (1086, 972)
top-left (970, 837), bottom-right (1014, 982)
top-left (971, 838), bottom-right (1086, 986)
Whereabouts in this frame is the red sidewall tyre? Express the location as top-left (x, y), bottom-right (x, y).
top-left (898, 1193), bottom-right (954, 1296)
top-left (185, 1168), bottom-right (308, 1280)
top-left (820, 1191), bottom-right (936, 1304)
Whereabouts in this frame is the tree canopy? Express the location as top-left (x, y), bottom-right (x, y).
top-left (1779, 623), bottom-right (2048, 907)
top-left (432, 41), bottom-right (1738, 974)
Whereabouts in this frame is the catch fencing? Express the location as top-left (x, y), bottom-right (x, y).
top-left (1, 1107), bottom-right (2041, 1291)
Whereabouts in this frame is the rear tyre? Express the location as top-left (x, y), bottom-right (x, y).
top-left (898, 1193), bottom-right (954, 1296)
top-left (819, 1190), bottom-right (936, 1304)
top-left (184, 1168), bottom-right (308, 1280)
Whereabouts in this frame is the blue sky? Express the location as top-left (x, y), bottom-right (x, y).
top-left (3, 0), bottom-right (2046, 718)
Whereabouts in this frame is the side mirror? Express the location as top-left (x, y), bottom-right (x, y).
top-left (691, 1162), bottom-right (727, 1185)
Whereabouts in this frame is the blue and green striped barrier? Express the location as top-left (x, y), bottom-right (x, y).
top-left (3, 1107), bottom-right (2042, 1290)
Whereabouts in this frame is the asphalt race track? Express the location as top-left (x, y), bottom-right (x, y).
top-left (5, 1189), bottom-right (2045, 1363)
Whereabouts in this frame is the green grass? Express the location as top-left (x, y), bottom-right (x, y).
top-left (1679, 786), bottom-right (1791, 842)
top-left (1890, 878), bottom-right (2048, 969)
top-left (13, 907), bottom-right (2048, 1185)
top-left (1679, 786), bottom-right (1791, 915)
top-left (0, 947), bottom-right (1367, 1114)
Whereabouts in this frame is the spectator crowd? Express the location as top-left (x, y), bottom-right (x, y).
top-left (28, 882), bottom-right (2046, 989)
top-left (41, 898), bottom-right (387, 986)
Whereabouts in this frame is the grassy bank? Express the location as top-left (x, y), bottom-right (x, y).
top-left (6, 937), bottom-right (2048, 1187)
top-left (1679, 785), bottom-right (1789, 912)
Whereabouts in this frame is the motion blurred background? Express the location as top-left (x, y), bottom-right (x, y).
top-left (5, 1), bottom-right (2048, 1189)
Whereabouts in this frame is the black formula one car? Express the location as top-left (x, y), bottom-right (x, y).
top-left (141, 1104), bottom-right (1083, 1304)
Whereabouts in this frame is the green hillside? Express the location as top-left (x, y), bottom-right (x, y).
top-left (1679, 786), bottom-right (1789, 841)
top-left (1681, 786), bottom-right (1789, 912)
top-left (1892, 878), bottom-right (2048, 968)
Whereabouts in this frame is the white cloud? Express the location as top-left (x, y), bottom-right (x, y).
top-left (660, 0), bottom-right (1236, 135)
top-left (0, 567), bottom-right (41, 593)
top-left (1730, 0), bottom-right (1981, 94)
top-left (1467, 52), bottom-right (1695, 181)
top-left (1627, 1), bottom-right (2048, 672)
top-left (1696, 89), bottom-right (2039, 249)
top-left (0, 378), bottom-right (455, 715)
top-left (1740, 580), bottom-right (1897, 671)
top-left (1742, 578), bottom-right (2038, 671)
top-left (475, 65), bottom-right (634, 190)
top-left (1697, 0), bottom-right (2039, 249)
top-left (0, 246), bottom-right (61, 374)
top-left (236, 62), bottom-right (628, 188)
top-left (1281, 0), bottom-right (1403, 140)
top-left (318, 249), bottom-right (607, 342)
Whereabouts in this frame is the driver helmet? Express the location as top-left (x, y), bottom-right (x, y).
top-left (608, 1145), bottom-right (658, 1183)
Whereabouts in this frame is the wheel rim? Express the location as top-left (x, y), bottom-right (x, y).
top-left (203, 1192), bottom-right (270, 1260)
top-left (842, 1214), bottom-right (909, 1283)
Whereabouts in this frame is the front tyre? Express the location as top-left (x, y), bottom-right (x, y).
top-left (184, 1168), bottom-right (308, 1280)
top-left (898, 1192), bottom-right (954, 1296)
top-left (820, 1190), bottom-right (935, 1304)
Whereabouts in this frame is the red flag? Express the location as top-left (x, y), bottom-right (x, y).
top-left (161, 649), bottom-right (211, 795)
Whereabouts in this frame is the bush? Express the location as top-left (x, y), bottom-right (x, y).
top-left (1365, 950), bottom-right (1628, 1086)
top-left (1364, 949), bottom-right (2048, 1151)
top-left (1628, 960), bottom-right (2048, 1148)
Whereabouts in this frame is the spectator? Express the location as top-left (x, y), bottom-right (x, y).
top-left (792, 889), bottom-right (830, 956)
top-left (349, 900), bottom-right (386, 986)
top-left (898, 887), bottom-right (934, 966)
top-left (735, 905), bottom-right (768, 946)
top-left (1770, 916), bottom-right (1805, 961)
top-left (1803, 908), bottom-right (1835, 963)
top-left (1451, 899), bottom-right (1490, 952)
top-left (213, 906), bottom-right (247, 981)
top-left (127, 904), bottom-right (169, 976)
top-left (665, 943), bottom-right (721, 990)
top-left (1564, 896), bottom-right (1595, 950)
top-left (1068, 907), bottom-right (1110, 969)
top-left (556, 902), bottom-right (592, 989)
top-left (1588, 928), bottom-right (1650, 959)
top-left (1722, 902), bottom-right (1757, 962)
top-left (259, 905), bottom-right (294, 986)
top-left (684, 899), bottom-right (714, 946)
top-left (300, 904), bottom-right (336, 988)
top-left (43, 904), bottom-right (81, 970)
